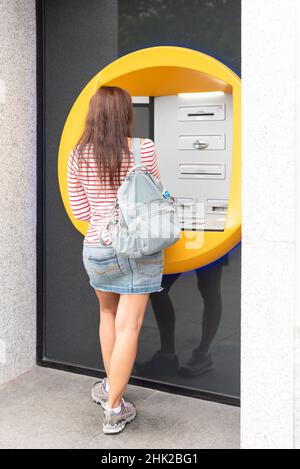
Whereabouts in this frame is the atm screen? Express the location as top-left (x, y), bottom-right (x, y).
top-left (132, 97), bottom-right (154, 140)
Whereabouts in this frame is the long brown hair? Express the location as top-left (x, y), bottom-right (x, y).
top-left (75, 86), bottom-right (133, 190)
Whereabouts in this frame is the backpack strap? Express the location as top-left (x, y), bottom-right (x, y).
top-left (132, 137), bottom-right (141, 165)
top-left (124, 138), bottom-right (149, 180)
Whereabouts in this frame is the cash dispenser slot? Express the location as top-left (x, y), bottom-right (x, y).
top-left (187, 112), bottom-right (214, 117)
top-left (178, 104), bottom-right (225, 121)
top-left (179, 163), bottom-right (225, 179)
top-left (206, 199), bottom-right (228, 215)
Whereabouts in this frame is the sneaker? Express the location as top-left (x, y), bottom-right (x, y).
top-left (178, 349), bottom-right (214, 377)
top-left (133, 350), bottom-right (179, 377)
top-left (91, 377), bottom-right (109, 409)
top-left (103, 398), bottom-right (137, 435)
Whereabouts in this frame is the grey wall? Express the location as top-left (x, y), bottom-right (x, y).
top-left (0, 0), bottom-right (36, 385)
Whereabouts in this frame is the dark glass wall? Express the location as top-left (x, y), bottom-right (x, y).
top-left (38, 0), bottom-right (241, 404)
top-left (119, 0), bottom-right (241, 76)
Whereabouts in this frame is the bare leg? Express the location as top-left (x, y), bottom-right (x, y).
top-left (94, 290), bottom-right (120, 380)
top-left (107, 293), bottom-right (149, 409)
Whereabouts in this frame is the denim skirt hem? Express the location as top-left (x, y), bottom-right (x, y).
top-left (89, 280), bottom-right (164, 295)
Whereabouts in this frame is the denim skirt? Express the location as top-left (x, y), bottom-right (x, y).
top-left (82, 244), bottom-right (164, 294)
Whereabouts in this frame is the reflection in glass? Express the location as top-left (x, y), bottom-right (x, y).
top-left (118, 0), bottom-right (241, 75)
top-left (134, 246), bottom-right (241, 398)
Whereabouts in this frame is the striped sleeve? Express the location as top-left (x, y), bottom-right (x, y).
top-left (67, 148), bottom-right (91, 221)
top-left (143, 139), bottom-right (161, 181)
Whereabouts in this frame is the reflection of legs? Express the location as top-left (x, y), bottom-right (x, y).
top-left (108, 293), bottom-right (149, 409)
top-left (195, 262), bottom-right (223, 353)
top-left (133, 274), bottom-right (180, 376)
top-left (178, 262), bottom-right (223, 377)
top-left (150, 273), bottom-right (180, 353)
top-left (94, 290), bottom-right (120, 378)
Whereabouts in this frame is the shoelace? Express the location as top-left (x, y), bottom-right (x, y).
top-left (121, 397), bottom-right (129, 411)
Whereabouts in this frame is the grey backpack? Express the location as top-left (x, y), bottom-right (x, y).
top-left (99, 137), bottom-right (181, 257)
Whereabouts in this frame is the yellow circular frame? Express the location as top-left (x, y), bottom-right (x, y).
top-left (58, 46), bottom-right (241, 274)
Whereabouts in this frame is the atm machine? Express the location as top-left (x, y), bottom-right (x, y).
top-left (154, 92), bottom-right (232, 234)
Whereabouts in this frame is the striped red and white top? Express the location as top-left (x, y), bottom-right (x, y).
top-left (67, 138), bottom-right (161, 246)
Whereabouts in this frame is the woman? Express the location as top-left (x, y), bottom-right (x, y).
top-left (67, 86), bottom-right (164, 434)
